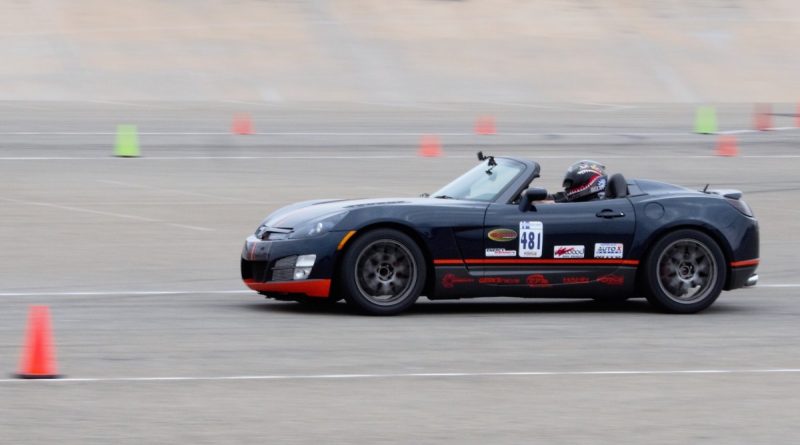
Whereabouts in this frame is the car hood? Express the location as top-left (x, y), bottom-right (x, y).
top-left (261, 197), bottom-right (475, 229)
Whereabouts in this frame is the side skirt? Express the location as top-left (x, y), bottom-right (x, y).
top-left (430, 266), bottom-right (637, 300)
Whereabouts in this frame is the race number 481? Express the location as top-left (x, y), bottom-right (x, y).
top-left (519, 221), bottom-right (543, 258)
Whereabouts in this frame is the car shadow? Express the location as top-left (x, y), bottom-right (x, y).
top-left (238, 297), bottom-right (749, 316)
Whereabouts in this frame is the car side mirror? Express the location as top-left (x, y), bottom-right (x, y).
top-left (518, 187), bottom-right (548, 212)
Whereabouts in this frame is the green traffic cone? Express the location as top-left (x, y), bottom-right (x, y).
top-left (694, 106), bottom-right (717, 134)
top-left (115, 125), bottom-right (140, 157)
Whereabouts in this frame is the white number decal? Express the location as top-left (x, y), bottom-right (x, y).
top-left (519, 221), bottom-right (543, 258)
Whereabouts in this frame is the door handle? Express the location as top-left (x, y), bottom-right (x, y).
top-left (596, 209), bottom-right (625, 218)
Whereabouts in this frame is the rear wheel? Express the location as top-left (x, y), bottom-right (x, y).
top-left (641, 229), bottom-right (726, 313)
top-left (340, 229), bottom-right (426, 315)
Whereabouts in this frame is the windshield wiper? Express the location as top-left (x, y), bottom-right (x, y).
top-left (433, 194), bottom-right (455, 199)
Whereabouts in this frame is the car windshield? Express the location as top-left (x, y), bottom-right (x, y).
top-left (431, 158), bottom-right (526, 202)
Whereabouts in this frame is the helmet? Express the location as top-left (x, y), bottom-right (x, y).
top-left (562, 160), bottom-right (607, 202)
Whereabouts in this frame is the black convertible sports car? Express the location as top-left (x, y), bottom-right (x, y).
top-left (241, 153), bottom-right (759, 315)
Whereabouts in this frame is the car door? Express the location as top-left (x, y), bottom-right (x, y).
top-left (478, 198), bottom-right (636, 295)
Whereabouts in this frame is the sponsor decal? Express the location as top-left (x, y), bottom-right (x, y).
top-left (594, 243), bottom-right (624, 259)
top-left (554, 245), bottom-right (585, 259)
top-left (526, 274), bottom-right (550, 288)
top-left (593, 177), bottom-right (607, 194)
top-left (479, 276), bottom-right (521, 285)
top-left (488, 228), bottom-right (518, 242)
top-left (598, 274), bottom-right (625, 286)
top-left (519, 221), bottom-right (543, 258)
top-left (563, 276), bottom-right (590, 284)
top-left (441, 273), bottom-right (475, 289)
top-left (485, 248), bottom-right (517, 257)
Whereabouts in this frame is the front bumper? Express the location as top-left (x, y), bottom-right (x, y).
top-left (726, 262), bottom-right (759, 290)
top-left (243, 278), bottom-right (331, 298)
top-left (241, 232), bottom-right (346, 298)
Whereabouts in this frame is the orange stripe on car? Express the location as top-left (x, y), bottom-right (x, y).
top-left (730, 258), bottom-right (759, 267)
top-left (243, 279), bottom-right (331, 298)
top-left (433, 259), bottom-right (466, 265)
top-left (337, 230), bottom-right (357, 250)
top-left (433, 258), bottom-right (639, 266)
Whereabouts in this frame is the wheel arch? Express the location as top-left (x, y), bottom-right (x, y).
top-left (332, 222), bottom-right (436, 298)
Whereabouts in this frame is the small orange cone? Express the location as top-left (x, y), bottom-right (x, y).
top-left (474, 116), bottom-right (496, 135)
top-left (715, 135), bottom-right (739, 157)
top-left (231, 113), bottom-right (254, 135)
top-left (796, 102), bottom-right (800, 128)
top-left (754, 104), bottom-right (772, 131)
top-left (418, 135), bottom-right (442, 157)
top-left (16, 306), bottom-right (60, 379)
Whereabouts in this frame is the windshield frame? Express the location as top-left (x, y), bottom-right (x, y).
top-left (432, 157), bottom-right (540, 204)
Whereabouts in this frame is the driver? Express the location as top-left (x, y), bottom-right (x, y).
top-left (549, 160), bottom-right (608, 202)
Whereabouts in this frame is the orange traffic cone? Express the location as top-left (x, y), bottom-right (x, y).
top-left (16, 306), bottom-right (60, 379)
top-left (715, 135), bottom-right (739, 157)
top-left (796, 102), bottom-right (800, 128)
top-left (754, 104), bottom-right (772, 131)
top-left (231, 113), bottom-right (254, 135)
top-left (418, 135), bottom-right (442, 157)
top-left (474, 116), bottom-right (497, 135)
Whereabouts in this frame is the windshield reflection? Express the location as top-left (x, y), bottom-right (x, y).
top-left (431, 158), bottom-right (526, 202)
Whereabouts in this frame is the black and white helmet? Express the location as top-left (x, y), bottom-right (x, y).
top-left (562, 160), bottom-right (607, 202)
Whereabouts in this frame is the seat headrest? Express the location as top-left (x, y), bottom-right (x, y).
top-left (606, 173), bottom-right (628, 199)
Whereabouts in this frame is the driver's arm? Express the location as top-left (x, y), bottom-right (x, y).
top-left (547, 191), bottom-right (567, 203)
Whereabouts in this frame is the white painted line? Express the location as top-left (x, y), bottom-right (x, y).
top-left (350, 101), bottom-right (456, 111)
top-left (743, 155), bottom-right (800, 159)
top-left (0, 131), bottom-right (699, 136)
top-left (82, 100), bottom-right (175, 110)
top-left (0, 197), bottom-right (214, 232)
top-left (718, 127), bottom-right (799, 135)
top-left (166, 223), bottom-right (215, 232)
top-left (758, 284), bottom-right (800, 288)
top-left (0, 290), bottom-right (252, 297)
top-left (0, 155), bottom-right (433, 161)
top-left (96, 179), bottom-right (276, 205)
top-left (0, 284), bottom-right (796, 298)
top-left (2, 368), bottom-right (800, 384)
top-left (576, 102), bottom-right (639, 112)
top-left (716, 129), bottom-right (757, 135)
top-left (6, 154), bottom-right (800, 161)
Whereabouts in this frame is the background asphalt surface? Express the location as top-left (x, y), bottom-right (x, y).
top-left (1, 103), bottom-right (798, 444)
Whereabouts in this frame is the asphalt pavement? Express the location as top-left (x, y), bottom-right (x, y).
top-left (0, 102), bottom-right (798, 444)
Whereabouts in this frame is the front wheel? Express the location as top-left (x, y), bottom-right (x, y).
top-left (640, 229), bottom-right (726, 313)
top-left (340, 229), bottom-right (426, 315)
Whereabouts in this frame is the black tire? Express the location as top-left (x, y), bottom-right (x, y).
top-left (640, 229), bottom-right (726, 313)
top-left (340, 229), bottom-right (426, 315)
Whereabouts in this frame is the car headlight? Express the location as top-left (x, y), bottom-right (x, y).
top-left (288, 211), bottom-right (348, 239)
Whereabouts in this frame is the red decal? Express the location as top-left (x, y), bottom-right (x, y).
top-left (598, 274), bottom-right (625, 286)
top-left (488, 228), bottom-right (518, 242)
top-left (526, 274), bottom-right (550, 288)
top-left (731, 259), bottom-right (759, 267)
top-left (479, 277), bottom-right (521, 285)
top-left (441, 273), bottom-right (475, 289)
top-left (555, 247), bottom-right (575, 256)
top-left (563, 276), bottom-right (590, 284)
top-left (243, 279), bottom-right (331, 297)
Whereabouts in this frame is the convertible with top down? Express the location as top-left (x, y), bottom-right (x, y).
top-left (241, 153), bottom-right (759, 315)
